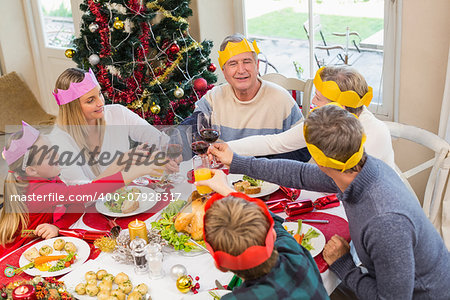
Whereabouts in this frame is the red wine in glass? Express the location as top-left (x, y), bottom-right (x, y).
top-left (200, 129), bottom-right (220, 143)
top-left (167, 144), bottom-right (183, 159)
top-left (191, 141), bottom-right (209, 155)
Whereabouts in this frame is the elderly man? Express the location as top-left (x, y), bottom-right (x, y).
top-left (187, 33), bottom-right (309, 161)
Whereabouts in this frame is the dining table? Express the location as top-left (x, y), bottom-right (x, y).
top-left (0, 160), bottom-right (350, 299)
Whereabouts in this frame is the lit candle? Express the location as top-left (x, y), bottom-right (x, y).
top-left (128, 219), bottom-right (148, 243)
top-left (12, 285), bottom-right (36, 300)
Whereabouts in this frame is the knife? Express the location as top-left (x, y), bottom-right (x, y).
top-left (297, 219), bottom-right (329, 224)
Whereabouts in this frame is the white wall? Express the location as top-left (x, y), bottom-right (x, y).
top-left (0, 1), bottom-right (41, 107)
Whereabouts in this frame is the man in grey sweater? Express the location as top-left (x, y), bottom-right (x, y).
top-left (201, 104), bottom-right (450, 299)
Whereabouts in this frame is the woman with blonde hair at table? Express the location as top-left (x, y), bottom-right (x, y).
top-left (49, 68), bottom-right (178, 185)
top-left (0, 121), bottom-right (164, 258)
top-left (227, 66), bottom-right (395, 169)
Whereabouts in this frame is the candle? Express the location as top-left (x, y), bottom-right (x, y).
top-left (128, 219), bottom-right (148, 243)
top-left (12, 285), bottom-right (36, 300)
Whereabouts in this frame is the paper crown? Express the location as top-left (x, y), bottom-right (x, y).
top-left (2, 121), bottom-right (40, 166)
top-left (313, 67), bottom-right (373, 108)
top-left (52, 68), bottom-right (99, 106)
top-left (203, 192), bottom-right (275, 271)
top-left (218, 39), bottom-right (260, 69)
top-left (304, 104), bottom-right (366, 172)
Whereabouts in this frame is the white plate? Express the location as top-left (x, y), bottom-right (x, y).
top-left (95, 186), bottom-right (159, 217)
top-left (227, 174), bottom-right (279, 198)
top-left (282, 222), bottom-right (326, 257)
top-left (182, 289), bottom-right (231, 299)
top-left (19, 237), bottom-right (90, 277)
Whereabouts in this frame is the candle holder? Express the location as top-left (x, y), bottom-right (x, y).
top-left (130, 237), bottom-right (149, 275)
top-left (146, 243), bottom-right (164, 279)
top-left (112, 229), bottom-right (166, 264)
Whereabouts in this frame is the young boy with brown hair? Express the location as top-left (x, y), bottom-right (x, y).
top-left (202, 190), bottom-right (329, 300)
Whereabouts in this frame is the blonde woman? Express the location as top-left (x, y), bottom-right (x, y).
top-left (49, 68), bottom-right (176, 185)
top-left (227, 66), bottom-right (395, 169)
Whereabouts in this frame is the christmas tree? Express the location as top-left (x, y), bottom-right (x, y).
top-left (69, 0), bottom-right (217, 125)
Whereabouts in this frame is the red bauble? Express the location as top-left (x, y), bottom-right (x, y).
top-left (168, 43), bottom-right (180, 54)
top-left (207, 63), bottom-right (216, 72)
top-left (193, 78), bottom-right (207, 91)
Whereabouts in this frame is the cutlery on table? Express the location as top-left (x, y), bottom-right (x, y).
top-left (288, 219), bottom-right (329, 224)
top-left (215, 280), bottom-right (226, 290)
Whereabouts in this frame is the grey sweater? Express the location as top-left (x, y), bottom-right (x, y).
top-left (230, 154), bottom-right (450, 300)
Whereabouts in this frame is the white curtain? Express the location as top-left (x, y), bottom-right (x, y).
top-left (381, 0), bottom-right (402, 120)
top-left (431, 46), bottom-right (450, 250)
top-left (439, 47), bottom-right (450, 143)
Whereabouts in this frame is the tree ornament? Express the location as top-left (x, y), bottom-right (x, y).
top-left (174, 87), bottom-right (184, 98)
top-left (170, 264), bottom-right (187, 280)
top-left (150, 103), bottom-right (161, 114)
top-left (88, 22), bottom-right (99, 32)
top-left (193, 78), bottom-right (207, 91)
top-left (64, 49), bottom-right (75, 58)
top-left (168, 43), bottom-right (180, 54)
top-left (88, 54), bottom-right (100, 65)
top-left (113, 17), bottom-right (124, 30)
top-left (208, 63), bottom-right (217, 72)
top-left (176, 275), bottom-right (192, 293)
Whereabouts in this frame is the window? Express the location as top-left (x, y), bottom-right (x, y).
top-left (240, 0), bottom-right (400, 120)
top-left (39, 0), bottom-right (75, 48)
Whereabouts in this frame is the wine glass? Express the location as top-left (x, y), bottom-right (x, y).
top-left (197, 112), bottom-right (221, 167)
top-left (190, 129), bottom-right (209, 154)
top-left (162, 127), bottom-right (184, 183)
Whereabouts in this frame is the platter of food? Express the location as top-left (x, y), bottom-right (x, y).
top-left (18, 237), bottom-right (90, 277)
top-left (227, 174), bottom-right (279, 198)
top-left (283, 221), bottom-right (326, 257)
top-left (61, 260), bottom-right (149, 300)
top-left (95, 186), bottom-right (158, 217)
top-left (151, 191), bottom-right (208, 255)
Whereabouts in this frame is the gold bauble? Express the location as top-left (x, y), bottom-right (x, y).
top-left (113, 18), bottom-right (124, 30)
top-left (65, 49), bottom-right (75, 58)
top-left (58, 287), bottom-right (66, 293)
top-left (150, 103), bottom-right (161, 114)
top-left (174, 87), bottom-right (184, 98)
top-left (176, 275), bottom-right (192, 293)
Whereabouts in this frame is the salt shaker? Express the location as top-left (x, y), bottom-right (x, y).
top-left (146, 243), bottom-right (164, 279)
top-left (130, 237), bottom-right (148, 274)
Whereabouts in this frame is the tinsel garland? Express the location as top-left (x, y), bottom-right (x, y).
top-left (146, 1), bottom-right (188, 23)
top-left (148, 42), bottom-right (202, 87)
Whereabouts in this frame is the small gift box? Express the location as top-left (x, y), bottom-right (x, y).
top-left (284, 199), bottom-right (314, 217)
top-left (313, 194), bottom-right (340, 210)
top-left (265, 198), bottom-right (288, 213)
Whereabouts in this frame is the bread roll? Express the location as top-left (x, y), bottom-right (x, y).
top-left (244, 185), bottom-right (261, 195)
top-left (24, 247), bottom-right (39, 262)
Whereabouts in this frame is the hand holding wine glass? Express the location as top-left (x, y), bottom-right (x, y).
top-left (197, 112), bottom-right (221, 167)
top-left (162, 127), bottom-right (184, 183)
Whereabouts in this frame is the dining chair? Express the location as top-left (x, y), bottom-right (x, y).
top-left (384, 121), bottom-right (450, 246)
top-left (261, 73), bottom-right (313, 118)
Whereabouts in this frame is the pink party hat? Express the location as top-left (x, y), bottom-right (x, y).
top-left (52, 68), bottom-right (99, 105)
top-left (2, 121), bottom-right (40, 166)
